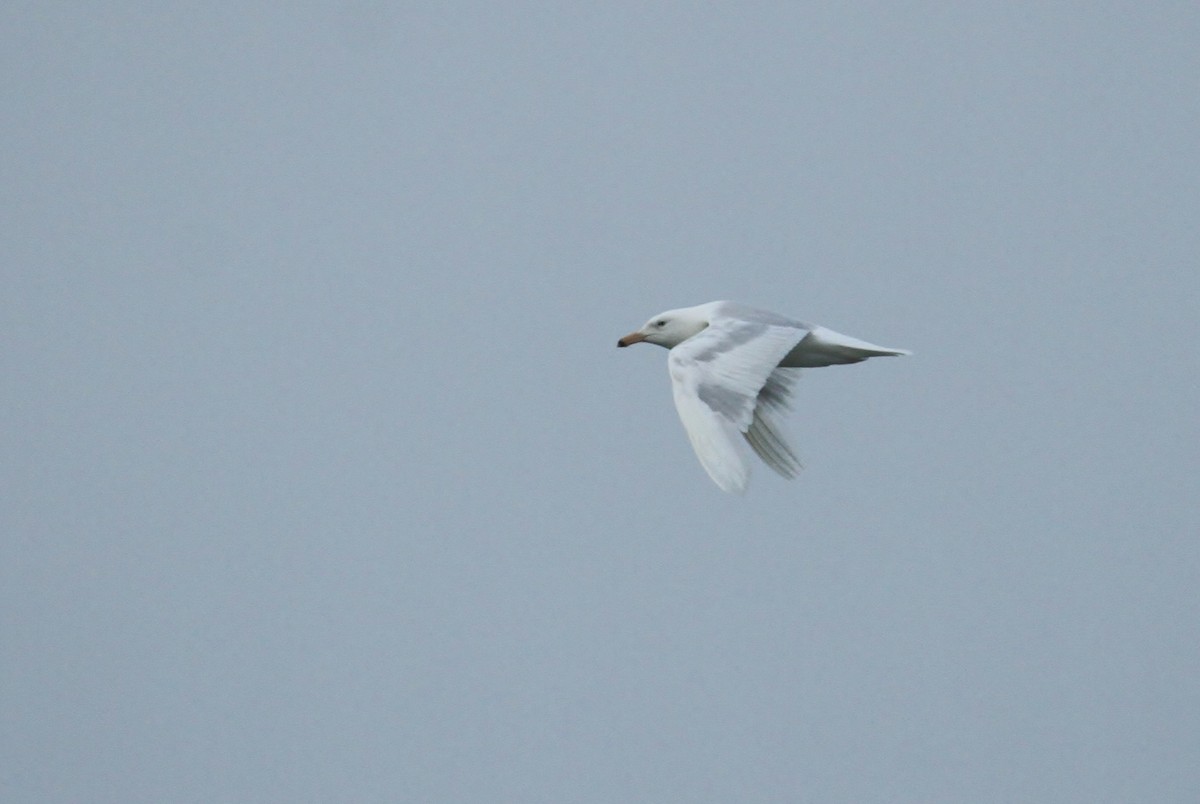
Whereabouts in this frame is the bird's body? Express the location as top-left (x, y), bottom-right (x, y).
top-left (617, 301), bottom-right (910, 493)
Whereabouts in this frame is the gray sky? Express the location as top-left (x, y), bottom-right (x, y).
top-left (3, 3), bottom-right (1198, 802)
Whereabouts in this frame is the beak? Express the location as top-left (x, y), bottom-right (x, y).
top-left (617, 331), bottom-right (647, 348)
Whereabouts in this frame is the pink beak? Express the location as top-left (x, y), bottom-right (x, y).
top-left (617, 331), bottom-right (647, 348)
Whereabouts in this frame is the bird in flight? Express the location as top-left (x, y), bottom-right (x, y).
top-left (617, 301), bottom-right (910, 493)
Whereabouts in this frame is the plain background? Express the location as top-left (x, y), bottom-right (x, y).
top-left (3, 4), bottom-right (1198, 802)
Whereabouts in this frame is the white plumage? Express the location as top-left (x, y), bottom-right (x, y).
top-left (617, 301), bottom-right (910, 493)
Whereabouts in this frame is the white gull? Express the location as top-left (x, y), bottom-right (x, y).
top-left (617, 301), bottom-right (910, 493)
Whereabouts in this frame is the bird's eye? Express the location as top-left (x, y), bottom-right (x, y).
top-left (656, 320), bottom-right (667, 327)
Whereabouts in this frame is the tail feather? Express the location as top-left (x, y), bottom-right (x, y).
top-left (782, 327), bottom-right (911, 367)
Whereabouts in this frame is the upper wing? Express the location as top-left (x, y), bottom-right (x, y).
top-left (668, 319), bottom-right (808, 493)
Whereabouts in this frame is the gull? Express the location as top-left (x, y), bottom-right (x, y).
top-left (617, 301), bottom-right (910, 493)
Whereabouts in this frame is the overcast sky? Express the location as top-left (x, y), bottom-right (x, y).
top-left (3, 3), bottom-right (1199, 802)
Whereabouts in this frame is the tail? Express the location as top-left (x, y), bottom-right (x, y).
top-left (781, 326), bottom-right (912, 367)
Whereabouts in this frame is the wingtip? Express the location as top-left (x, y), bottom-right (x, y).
top-left (705, 465), bottom-right (750, 494)
top-left (702, 455), bottom-right (752, 494)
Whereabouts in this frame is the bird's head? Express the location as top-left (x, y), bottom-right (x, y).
top-left (617, 307), bottom-right (710, 350)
